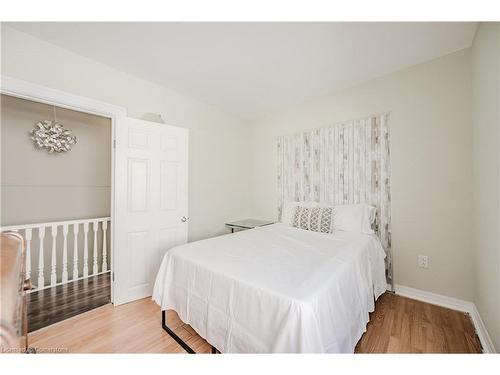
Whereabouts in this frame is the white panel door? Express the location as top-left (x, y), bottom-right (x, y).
top-left (114, 117), bottom-right (188, 305)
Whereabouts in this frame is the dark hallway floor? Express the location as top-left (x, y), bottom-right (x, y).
top-left (27, 272), bottom-right (111, 332)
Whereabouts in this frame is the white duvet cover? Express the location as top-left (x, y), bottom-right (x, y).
top-left (152, 223), bottom-right (387, 353)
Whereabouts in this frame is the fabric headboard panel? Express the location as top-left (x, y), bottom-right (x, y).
top-left (277, 113), bottom-right (392, 286)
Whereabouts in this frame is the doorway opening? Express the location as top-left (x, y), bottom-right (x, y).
top-left (1, 94), bottom-right (112, 331)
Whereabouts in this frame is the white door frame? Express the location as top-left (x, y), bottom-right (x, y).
top-left (1, 75), bottom-right (127, 304)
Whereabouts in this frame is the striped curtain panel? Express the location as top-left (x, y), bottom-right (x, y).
top-left (277, 114), bottom-right (392, 285)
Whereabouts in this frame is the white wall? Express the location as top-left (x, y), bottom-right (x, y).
top-left (249, 49), bottom-right (475, 301)
top-left (471, 22), bottom-right (500, 351)
top-left (1, 25), bottom-right (252, 241)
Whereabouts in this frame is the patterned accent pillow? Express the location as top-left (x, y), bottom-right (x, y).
top-left (299, 207), bottom-right (311, 229)
top-left (319, 207), bottom-right (333, 233)
top-left (309, 207), bottom-right (321, 232)
top-left (292, 206), bottom-right (334, 233)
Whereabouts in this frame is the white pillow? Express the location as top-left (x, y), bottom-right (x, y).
top-left (333, 204), bottom-right (376, 234)
top-left (281, 201), bottom-right (317, 226)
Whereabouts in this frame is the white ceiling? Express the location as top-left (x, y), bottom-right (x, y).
top-left (8, 22), bottom-right (477, 120)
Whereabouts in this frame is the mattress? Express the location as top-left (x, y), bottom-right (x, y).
top-left (152, 223), bottom-right (387, 353)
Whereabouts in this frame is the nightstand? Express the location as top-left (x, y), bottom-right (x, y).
top-left (225, 219), bottom-right (274, 233)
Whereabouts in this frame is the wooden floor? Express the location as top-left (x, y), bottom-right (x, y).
top-left (28, 292), bottom-right (482, 353)
top-left (29, 294), bottom-right (212, 353)
top-left (355, 293), bottom-right (481, 353)
top-left (28, 273), bottom-right (111, 332)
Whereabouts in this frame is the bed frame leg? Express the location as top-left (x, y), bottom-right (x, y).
top-left (161, 310), bottom-right (195, 354)
top-left (162, 310), bottom-right (220, 354)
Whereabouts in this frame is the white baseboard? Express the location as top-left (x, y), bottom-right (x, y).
top-left (469, 304), bottom-right (497, 354)
top-left (394, 284), bottom-right (496, 353)
top-left (395, 284), bottom-right (474, 313)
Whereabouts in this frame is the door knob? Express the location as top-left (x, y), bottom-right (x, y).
top-left (181, 216), bottom-right (188, 222)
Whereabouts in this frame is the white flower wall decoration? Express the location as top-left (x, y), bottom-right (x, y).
top-left (30, 120), bottom-right (77, 153)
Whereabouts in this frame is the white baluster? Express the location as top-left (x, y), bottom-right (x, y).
top-left (92, 220), bottom-right (98, 275)
top-left (102, 220), bottom-right (108, 272)
top-left (72, 224), bottom-right (79, 280)
top-left (62, 224), bottom-right (69, 283)
top-left (50, 225), bottom-right (58, 286)
top-left (37, 227), bottom-right (45, 289)
top-left (25, 228), bottom-right (32, 281)
top-left (83, 222), bottom-right (89, 277)
top-left (0, 218), bottom-right (112, 286)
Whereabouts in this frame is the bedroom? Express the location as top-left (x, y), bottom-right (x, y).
top-left (0, 0), bottom-right (499, 373)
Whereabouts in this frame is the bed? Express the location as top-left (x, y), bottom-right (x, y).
top-left (152, 222), bottom-right (387, 353)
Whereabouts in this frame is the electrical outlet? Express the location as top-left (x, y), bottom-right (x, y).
top-left (418, 255), bottom-right (429, 269)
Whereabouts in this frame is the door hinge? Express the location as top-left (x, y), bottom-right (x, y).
top-left (113, 139), bottom-right (116, 148)
top-left (112, 272), bottom-right (114, 282)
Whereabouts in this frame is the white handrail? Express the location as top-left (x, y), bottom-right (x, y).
top-left (0, 217), bottom-right (110, 231)
top-left (1, 217), bottom-right (111, 292)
